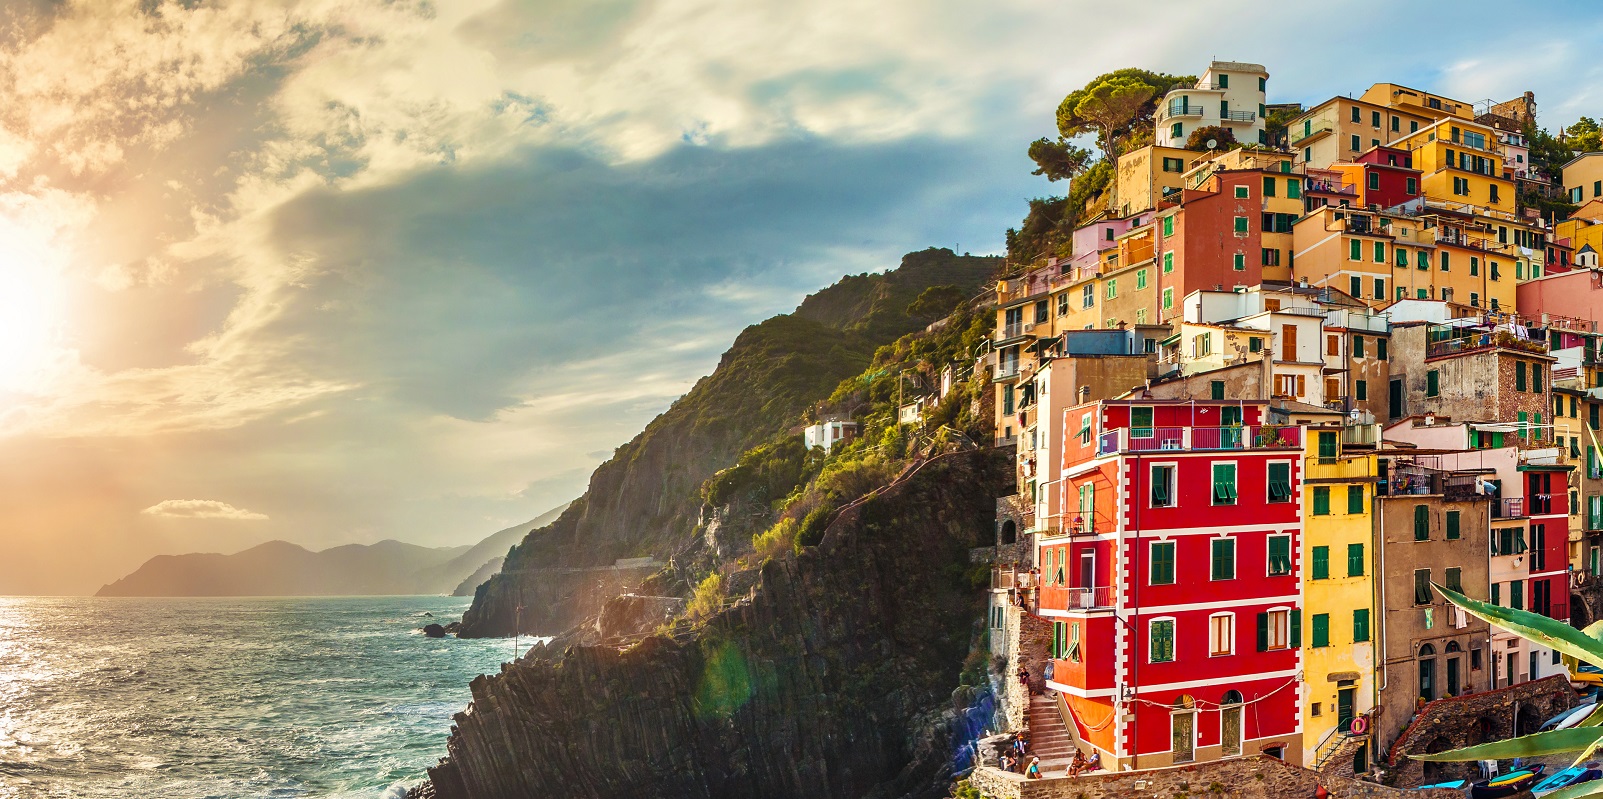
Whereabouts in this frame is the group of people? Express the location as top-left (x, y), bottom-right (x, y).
top-left (997, 732), bottom-right (1042, 779)
top-left (1066, 749), bottom-right (1101, 776)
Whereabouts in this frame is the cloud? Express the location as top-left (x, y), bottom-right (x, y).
top-left (141, 499), bottom-right (269, 521)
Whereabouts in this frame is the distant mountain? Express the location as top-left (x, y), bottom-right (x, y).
top-left (96, 503), bottom-right (571, 597)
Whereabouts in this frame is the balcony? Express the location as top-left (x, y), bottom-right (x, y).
top-left (1291, 121), bottom-right (1334, 146)
top-left (1490, 497), bottom-right (1525, 519)
top-left (1324, 308), bottom-right (1391, 334)
top-left (1063, 585), bottom-right (1115, 610)
top-left (1096, 425), bottom-right (1303, 456)
top-left (1166, 101), bottom-right (1204, 118)
top-left (1221, 110), bottom-right (1257, 123)
top-left (1426, 326), bottom-right (1550, 359)
top-left (1000, 321), bottom-right (1027, 340)
top-left (1305, 178), bottom-right (1358, 196)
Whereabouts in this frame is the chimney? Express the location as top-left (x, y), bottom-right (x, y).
top-left (1079, 386), bottom-right (1091, 403)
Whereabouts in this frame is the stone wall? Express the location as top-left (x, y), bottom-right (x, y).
top-left (964, 755), bottom-right (1459, 799)
top-left (1384, 674), bottom-right (1575, 787)
top-left (993, 604), bottom-right (1052, 733)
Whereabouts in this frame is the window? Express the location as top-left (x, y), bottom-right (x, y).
top-left (1151, 540), bottom-right (1176, 585)
top-left (1312, 546), bottom-right (1330, 580)
top-left (1262, 248), bottom-right (1280, 267)
top-left (1268, 535), bottom-right (1292, 576)
top-left (1171, 122), bottom-right (1182, 139)
top-left (1353, 609), bottom-right (1370, 643)
top-left (1469, 256), bottom-right (1479, 277)
top-left (1136, 269), bottom-right (1148, 290)
top-left (1212, 463), bottom-right (1237, 505)
top-left (1258, 609), bottom-right (1295, 651)
top-left (1347, 543), bottom-right (1364, 577)
top-left (1234, 253), bottom-right (1246, 271)
top-left (1427, 370), bottom-right (1440, 397)
top-left (1249, 337), bottom-right (1262, 353)
top-left (1397, 248), bottom-right (1409, 268)
top-left (1414, 504), bottom-right (1429, 540)
top-left (1446, 566), bottom-right (1462, 593)
top-left (1349, 239), bottom-right (1360, 261)
top-left (1106, 279), bottom-right (1117, 299)
top-left (1163, 287), bottom-right (1174, 310)
top-left (1353, 335), bottom-right (1365, 358)
top-left (1211, 537), bottom-right (1236, 580)
top-left (1210, 613), bottom-right (1234, 656)
top-left (1371, 110), bottom-right (1381, 128)
top-left (1131, 406), bottom-right (1154, 438)
top-left (1162, 157), bottom-right (1184, 173)
top-left (1368, 171), bottom-right (1379, 191)
top-left (1163, 251), bottom-right (1174, 273)
top-left (1414, 568), bottom-right (1432, 605)
top-left (1446, 510), bottom-right (1460, 540)
top-left (1350, 134), bottom-right (1360, 151)
top-left (1348, 485), bottom-right (1365, 514)
top-left (1210, 380), bottom-right (1224, 400)
top-left (1440, 251), bottom-right (1450, 271)
top-left (1375, 278), bottom-right (1385, 298)
top-left (1406, 177), bottom-right (1417, 194)
top-left (1516, 361), bottom-right (1527, 392)
top-left (1313, 486), bottom-right (1331, 515)
top-left (1411, 120), bottom-right (1419, 133)
top-left (1234, 216), bottom-right (1248, 234)
top-left (1258, 76), bottom-right (1265, 91)
top-left (1350, 276), bottom-right (1362, 298)
top-left (1263, 177), bottom-right (1276, 197)
top-left (1150, 619), bottom-right (1175, 663)
top-left (1163, 216), bottom-right (1174, 236)
top-left (1377, 338), bottom-right (1387, 361)
top-left (1534, 365), bottom-right (1543, 394)
top-left (1268, 462), bottom-right (1291, 503)
top-left (1510, 579), bottom-right (1524, 610)
top-left (1311, 613), bottom-right (1330, 648)
top-left (1287, 178), bottom-right (1300, 199)
top-left (1356, 379), bottom-right (1367, 400)
top-left (1217, 74), bottom-right (1228, 88)
top-left (1234, 185), bottom-right (1249, 199)
top-left (1350, 106), bottom-right (1361, 123)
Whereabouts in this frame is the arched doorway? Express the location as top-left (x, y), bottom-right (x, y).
top-left (1418, 643), bottom-right (1437, 701)
top-left (1172, 695), bottom-right (1196, 763)
top-left (1422, 737), bottom-right (1456, 783)
top-left (1446, 641), bottom-right (1463, 697)
top-left (1471, 716), bottom-right (1497, 746)
top-left (1220, 690), bottom-right (1244, 757)
top-left (1516, 703), bottom-right (1542, 737)
top-left (1000, 519), bottom-right (1017, 546)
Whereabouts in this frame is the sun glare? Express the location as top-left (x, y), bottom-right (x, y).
top-left (0, 244), bottom-right (66, 397)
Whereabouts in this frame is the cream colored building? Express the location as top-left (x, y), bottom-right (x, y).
top-left (1154, 61), bottom-right (1268, 148)
top-left (1289, 96), bottom-right (1432, 170)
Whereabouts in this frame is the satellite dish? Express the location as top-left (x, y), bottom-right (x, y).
top-left (1206, 138), bottom-right (1219, 150)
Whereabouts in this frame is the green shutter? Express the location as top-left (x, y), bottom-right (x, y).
top-left (1427, 370), bottom-right (1439, 396)
top-left (1211, 381), bottom-right (1225, 400)
top-left (1446, 510), bottom-right (1460, 540)
top-left (1289, 609), bottom-right (1301, 648)
top-left (1415, 569), bottom-right (1432, 604)
top-left (1353, 609), bottom-right (1370, 642)
top-left (1313, 487), bottom-right (1331, 515)
top-left (1235, 216), bottom-right (1248, 234)
top-left (1312, 546), bottom-right (1329, 580)
top-left (1511, 579), bottom-right (1524, 610)
top-left (1256, 612), bottom-right (1269, 651)
top-left (1311, 613), bottom-right (1329, 648)
top-left (1347, 543), bottom-right (1364, 577)
top-left (1152, 541), bottom-right (1175, 585)
top-left (1353, 336), bottom-right (1364, 357)
top-left (1347, 485), bottom-right (1364, 514)
top-left (1516, 360), bottom-right (1527, 391)
top-left (1269, 536), bottom-right (1291, 575)
top-left (1414, 505), bottom-right (1429, 540)
top-left (1152, 467), bottom-right (1172, 507)
top-left (1318, 432), bottom-right (1337, 459)
top-left (1446, 567), bottom-right (1462, 593)
top-left (1213, 464), bottom-right (1237, 504)
top-left (1377, 338), bottom-right (1387, 360)
top-left (1212, 538), bottom-right (1234, 580)
top-left (1163, 216), bottom-right (1174, 236)
top-left (1287, 178), bottom-right (1300, 199)
top-left (1268, 462), bottom-right (1290, 502)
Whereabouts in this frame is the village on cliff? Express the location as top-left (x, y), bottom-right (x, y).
top-left (889, 61), bottom-right (1603, 798)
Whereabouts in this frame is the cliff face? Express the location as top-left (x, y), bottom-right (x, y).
top-left (457, 249), bottom-right (1000, 637)
top-left (419, 448), bottom-right (1008, 799)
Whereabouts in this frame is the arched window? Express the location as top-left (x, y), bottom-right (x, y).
top-left (1222, 690), bottom-right (1243, 704)
top-left (1419, 643), bottom-right (1436, 657)
top-left (1446, 641), bottom-right (1462, 653)
top-left (1419, 644), bottom-right (1437, 701)
top-left (1000, 519), bottom-right (1017, 545)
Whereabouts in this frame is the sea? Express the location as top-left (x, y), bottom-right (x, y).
top-left (0, 596), bottom-right (523, 799)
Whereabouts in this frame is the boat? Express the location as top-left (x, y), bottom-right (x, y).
top-left (1471, 765), bottom-right (1546, 799)
top-left (1417, 779), bottom-right (1467, 790)
top-left (1531, 765), bottom-right (1603, 797)
top-left (1540, 702), bottom-right (1599, 732)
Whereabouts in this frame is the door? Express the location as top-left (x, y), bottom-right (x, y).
top-left (1172, 711), bottom-right (1195, 763)
top-left (1221, 705), bottom-right (1243, 756)
top-left (1507, 652), bottom-right (1518, 686)
top-left (1419, 658), bottom-right (1435, 700)
top-left (1078, 551), bottom-right (1094, 591)
top-left (1447, 657), bottom-right (1461, 697)
top-left (1389, 378), bottom-right (1404, 419)
top-left (1221, 406), bottom-right (1244, 448)
top-left (1281, 324), bottom-right (1298, 361)
top-left (1336, 687), bottom-right (1356, 729)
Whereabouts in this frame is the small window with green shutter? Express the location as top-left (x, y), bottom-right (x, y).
top-left (1356, 379), bottom-right (1367, 400)
top-left (1287, 178), bottom-right (1300, 199)
top-left (1267, 462), bottom-right (1291, 503)
top-left (1446, 567), bottom-right (1462, 593)
top-left (1151, 465), bottom-right (1174, 508)
top-left (1348, 485), bottom-right (1364, 514)
top-left (1212, 463), bottom-right (1237, 505)
top-left (1414, 568), bottom-right (1432, 605)
top-left (1427, 370), bottom-right (1440, 397)
top-left (1313, 486), bottom-right (1331, 515)
top-left (1353, 608), bottom-right (1370, 642)
top-left (1349, 239), bottom-right (1361, 260)
top-left (1353, 335), bottom-right (1365, 358)
top-left (1318, 431), bottom-right (1337, 461)
top-left (1163, 216), bottom-right (1174, 236)
top-left (1510, 579), bottom-right (1524, 610)
top-left (1534, 365), bottom-right (1543, 394)
top-left (1311, 613), bottom-right (1330, 648)
top-left (1211, 538), bottom-right (1235, 580)
top-left (1516, 360), bottom-right (1527, 392)
top-left (1131, 406), bottom-right (1154, 438)
top-left (1446, 510), bottom-right (1460, 539)
top-left (1211, 381), bottom-right (1225, 400)
top-left (1234, 216), bottom-right (1248, 234)
top-left (1414, 504), bottom-right (1429, 540)
top-left (1348, 543), bottom-right (1364, 576)
top-left (1268, 535), bottom-right (1291, 576)
top-left (1150, 541), bottom-right (1175, 585)
top-left (1149, 619), bottom-right (1175, 663)
top-left (1374, 241), bottom-right (1385, 262)
top-left (1377, 338), bottom-right (1388, 361)
top-left (1312, 546), bottom-right (1329, 580)
top-left (1263, 176), bottom-right (1276, 197)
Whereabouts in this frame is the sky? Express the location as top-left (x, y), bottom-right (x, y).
top-left (3, 0), bottom-right (1603, 594)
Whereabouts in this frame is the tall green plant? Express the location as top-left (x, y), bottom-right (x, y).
top-left (1412, 584), bottom-right (1603, 792)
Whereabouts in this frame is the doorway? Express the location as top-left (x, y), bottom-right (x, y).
top-left (1336, 687), bottom-right (1356, 730)
top-left (1221, 690), bottom-right (1243, 757)
top-left (1389, 378), bottom-right (1403, 419)
top-left (1172, 695), bottom-right (1195, 763)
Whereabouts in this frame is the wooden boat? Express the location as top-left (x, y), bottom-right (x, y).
top-left (1532, 766), bottom-right (1602, 797)
top-left (1471, 765), bottom-right (1546, 799)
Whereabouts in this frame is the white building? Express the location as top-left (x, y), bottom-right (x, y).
top-left (803, 418), bottom-right (857, 453)
top-left (1154, 61), bottom-right (1269, 149)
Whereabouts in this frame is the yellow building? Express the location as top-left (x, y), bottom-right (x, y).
top-left (1300, 427), bottom-right (1378, 769)
top-left (1289, 96), bottom-right (1433, 170)
top-left (1359, 83), bottom-right (1475, 121)
top-left (1391, 118), bottom-right (1516, 218)
top-left (1116, 144), bottom-right (1198, 216)
top-left (1563, 152), bottom-right (1603, 206)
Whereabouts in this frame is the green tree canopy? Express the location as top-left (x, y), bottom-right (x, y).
top-left (1026, 137), bottom-right (1093, 182)
top-left (1184, 125), bottom-right (1239, 152)
top-left (1054, 68), bottom-right (1195, 161)
top-left (1567, 116), bottom-right (1602, 154)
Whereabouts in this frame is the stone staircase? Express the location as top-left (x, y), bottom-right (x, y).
top-left (1026, 693), bottom-right (1082, 776)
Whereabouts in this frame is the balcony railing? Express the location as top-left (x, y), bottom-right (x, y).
top-left (1000, 321), bottom-right (1026, 339)
top-left (1063, 585), bottom-right (1115, 610)
top-left (1166, 101), bottom-right (1203, 118)
top-left (1305, 178), bottom-right (1358, 196)
top-left (1097, 425), bottom-right (1303, 455)
top-left (1291, 121), bottom-right (1334, 146)
top-left (1426, 329), bottom-right (1550, 359)
top-left (1491, 497), bottom-right (1525, 519)
top-left (1221, 110), bottom-right (1257, 123)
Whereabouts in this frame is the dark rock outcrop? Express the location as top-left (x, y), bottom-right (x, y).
top-left (596, 594), bottom-right (687, 641)
top-left (416, 448), bottom-right (1008, 799)
top-left (456, 249), bottom-right (1001, 637)
top-left (423, 624), bottom-right (447, 638)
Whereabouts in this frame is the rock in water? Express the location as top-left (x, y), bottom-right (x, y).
top-left (422, 624), bottom-right (447, 638)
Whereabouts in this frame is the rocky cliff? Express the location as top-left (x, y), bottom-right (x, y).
top-left (417, 448), bottom-right (1008, 799)
top-left (457, 248), bottom-right (1000, 637)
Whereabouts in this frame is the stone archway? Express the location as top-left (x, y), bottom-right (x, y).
top-left (1000, 519), bottom-right (1017, 546)
top-left (1471, 715), bottom-right (1497, 746)
top-left (1421, 737), bottom-right (1456, 783)
top-left (1517, 703), bottom-right (1543, 737)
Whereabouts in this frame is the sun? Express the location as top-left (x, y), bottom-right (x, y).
top-left (0, 264), bottom-right (65, 396)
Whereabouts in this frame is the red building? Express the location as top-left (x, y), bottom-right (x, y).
top-left (1039, 399), bottom-right (1305, 769)
top-left (1524, 464), bottom-right (1570, 622)
top-left (1333, 146), bottom-right (1422, 210)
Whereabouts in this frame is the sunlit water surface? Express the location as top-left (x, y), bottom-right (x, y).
top-left (0, 596), bottom-right (516, 798)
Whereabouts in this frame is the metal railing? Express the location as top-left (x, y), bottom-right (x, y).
top-left (1291, 121), bottom-right (1334, 145)
top-left (1221, 110), bottom-right (1257, 123)
top-left (1097, 425), bottom-right (1302, 455)
top-left (1063, 586), bottom-right (1115, 610)
top-left (1000, 321), bottom-right (1026, 339)
top-left (1491, 497), bottom-right (1525, 519)
top-left (1305, 178), bottom-right (1357, 196)
top-left (1166, 101), bottom-right (1203, 118)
